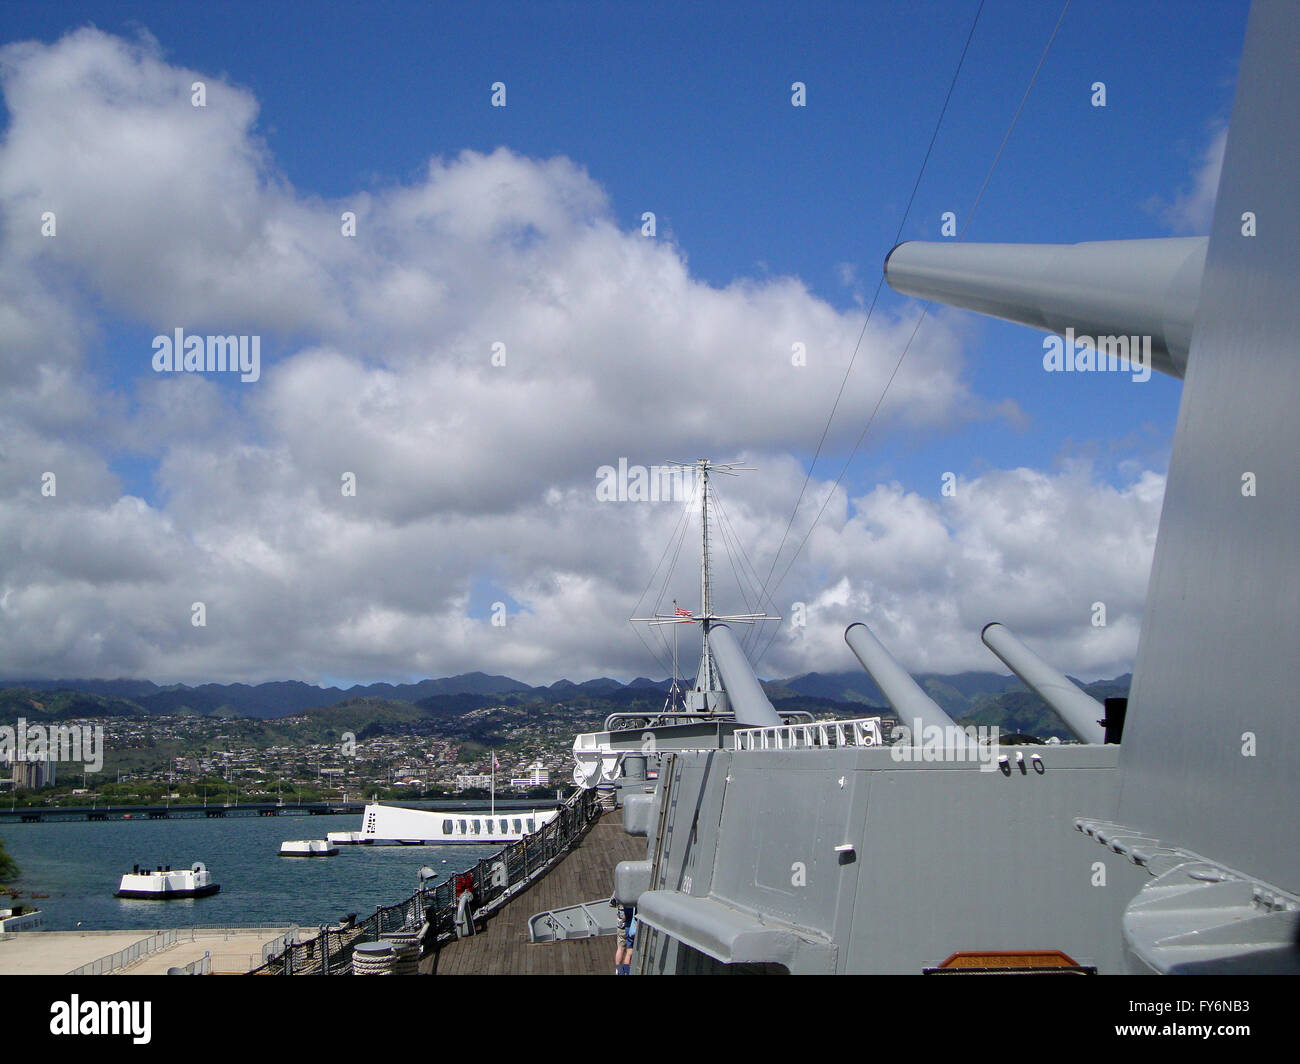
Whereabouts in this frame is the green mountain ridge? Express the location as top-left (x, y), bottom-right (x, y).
top-left (0, 671), bottom-right (1131, 746)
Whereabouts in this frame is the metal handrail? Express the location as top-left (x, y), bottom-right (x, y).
top-left (249, 786), bottom-right (600, 974)
top-left (602, 709), bottom-right (816, 731)
top-left (733, 717), bottom-right (885, 751)
top-left (66, 930), bottom-right (177, 976)
top-left (183, 953), bottom-right (211, 975)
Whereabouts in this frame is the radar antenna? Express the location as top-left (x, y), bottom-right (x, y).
top-left (631, 458), bottom-right (779, 715)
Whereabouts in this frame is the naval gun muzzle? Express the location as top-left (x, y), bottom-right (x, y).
top-left (980, 623), bottom-right (1105, 744)
top-left (705, 623), bottom-right (783, 727)
top-left (844, 622), bottom-right (971, 748)
top-left (884, 237), bottom-right (1207, 380)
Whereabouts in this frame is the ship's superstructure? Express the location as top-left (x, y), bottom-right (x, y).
top-left (565, 0), bottom-right (1300, 975)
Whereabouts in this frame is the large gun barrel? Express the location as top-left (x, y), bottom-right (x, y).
top-left (705, 624), bottom-right (782, 727)
top-left (884, 237), bottom-right (1207, 380)
top-left (845, 622), bottom-right (968, 746)
top-left (980, 623), bottom-right (1105, 744)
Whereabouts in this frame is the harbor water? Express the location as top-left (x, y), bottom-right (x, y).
top-left (1, 813), bottom-right (504, 931)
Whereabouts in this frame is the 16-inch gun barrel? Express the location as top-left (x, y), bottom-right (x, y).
top-left (980, 623), bottom-right (1106, 744)
top-left (845, 622), bottom-right (969, 746)
top-left (884, 237), bottom-right (1207, 379)
top-left (705, 624), bottom-right (782, 727)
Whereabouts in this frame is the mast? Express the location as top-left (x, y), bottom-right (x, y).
top-left (695, 459), bottom-right (719, 697)
top-left (631, 458), bottom-right (778, 718)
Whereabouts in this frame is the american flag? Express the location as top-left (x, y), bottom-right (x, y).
top-left (674, 605), bottom-right (694, 621)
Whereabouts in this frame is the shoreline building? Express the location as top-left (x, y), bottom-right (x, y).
top-left (510, 762), bottom-right (549, 790)
top-left (1, 751), bottom-right (57, 790)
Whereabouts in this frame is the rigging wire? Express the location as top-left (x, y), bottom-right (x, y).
top-left (655, 498), bottom-right (693, 617)
top-left (629, 491), bottom-right (694, 677)
top-left (651, 496), bottom-right (695, 660)
top-left (757, 0), bottom-right (988, 609)
top-left (712, 495), bottom-right (761, 644)
top-left (752, 0), bottom-right (1072, 670)
top-left (712, 490), bottom-right (783, 656)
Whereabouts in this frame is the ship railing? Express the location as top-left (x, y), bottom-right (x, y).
top-left (181, 923), bottom-right (301, 936)
top-left (65, 929), bottom-right (178, 976)
top-left (174, 952), bottom-right (211, 975)
top-left (733, 716), bottom-right (885, 752)
top-left (602, 709), bottom-right (816, 731)
top-left (247, 786), bottom-right (600, 974)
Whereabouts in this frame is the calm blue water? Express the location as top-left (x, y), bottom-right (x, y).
top-left (1, 814), bottom-right (504, 931)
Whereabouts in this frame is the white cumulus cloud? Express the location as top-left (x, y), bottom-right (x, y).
top-left (0, 28), bottom-right (1167, 687)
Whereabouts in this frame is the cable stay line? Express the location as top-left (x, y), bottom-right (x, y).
top-left (752, 0), bottom-right (1071, 671)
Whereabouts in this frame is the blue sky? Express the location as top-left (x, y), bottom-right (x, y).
top-left (11, 0), bottom-right (1244, 501)
top-left (0, 1), bottom-right (1250, 683)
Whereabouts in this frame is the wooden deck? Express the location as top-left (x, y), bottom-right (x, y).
top-left (420, 807), bottom-right (643, 975)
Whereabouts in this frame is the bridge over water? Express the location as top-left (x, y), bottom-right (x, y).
top-left (0, 798), bottom-right (556, 825)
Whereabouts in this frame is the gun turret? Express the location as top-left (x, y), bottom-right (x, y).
top-left (845, 622), bottom-right (969, 746)
top-left (705, 623), bottom-right (782, 727)
top-left (884, 237), bottom-right (1207, 379)
top-left (980, 623), bottom-right (1105, 744)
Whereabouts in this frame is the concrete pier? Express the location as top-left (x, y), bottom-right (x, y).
top-left (0, 926), bottom-right (302, 975)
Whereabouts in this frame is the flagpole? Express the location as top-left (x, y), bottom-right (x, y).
top-left (672, 601), bottom-right (679, 694)
top-left (491, 751), bottom-right (496, 815)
